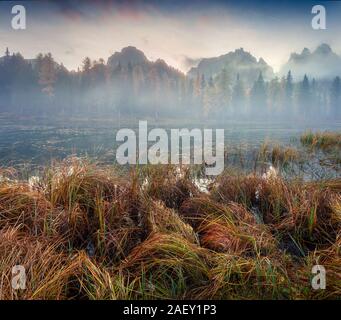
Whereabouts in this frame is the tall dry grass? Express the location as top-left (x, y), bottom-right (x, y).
top-left (0, 157), bottom-right (339, 299)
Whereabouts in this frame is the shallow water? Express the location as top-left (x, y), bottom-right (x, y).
top-left (0, 115), bottom-right (340, 178)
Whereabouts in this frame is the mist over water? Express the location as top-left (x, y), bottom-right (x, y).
top-left (0, 3), bottom-right (340, 173)
top-left (0, 114), bottom-right (339, 171)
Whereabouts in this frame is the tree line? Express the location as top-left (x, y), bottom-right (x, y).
top-left (0, 49), bottom-right (340, 121)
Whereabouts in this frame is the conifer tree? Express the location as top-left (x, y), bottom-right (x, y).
top-left (330, 76), bottom-right (341, 117)
top-left (250, 72), bottom-right (266, 115)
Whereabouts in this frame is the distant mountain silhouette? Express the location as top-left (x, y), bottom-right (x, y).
top-left (107, 46), bottom-right (148, 68)
top-left (107, 46), bottom-right (184, 79)
top-left (0, 45), bottom-right (339, 121)
top-left (280, 43), bottom-right (341, 80)
top-left (187, 48), bottom-right (274, 84)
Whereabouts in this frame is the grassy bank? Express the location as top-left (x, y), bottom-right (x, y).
top-left (0, 156), bottom-right (340, 300)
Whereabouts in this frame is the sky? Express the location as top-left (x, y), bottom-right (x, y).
top-left (0, 0), bottom-right (340, 73)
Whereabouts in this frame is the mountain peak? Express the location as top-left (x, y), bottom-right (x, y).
top-left (281, 43), bottom-right (341, 79)
top-left (235, 48), bottom-right (245, 54)
top-left (314, 43), bottom-right (332, 55)
top-left (107, 46), bottom-right (148, 68)
top-left (187, 48), bottom-right (273, 83)
top-left (258, 57), bottom-right (267, 65)
top-left (301, 48), bottom-right (311, 56)
top-left (121, 46), bottom-right (145, 55)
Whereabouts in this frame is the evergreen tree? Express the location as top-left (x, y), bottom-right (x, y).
top-left (232, 74), bottom-right (246, 116)
top-left (298, 74), bottom-right (310, 119)
top-left (250, 72), bottom-right (266, 116)
top-left (216, 67), bottom-right (232, 115)
top-left (284, 70), bottom-right (294, 115)
top-left (330, 76), bottom-right (341, 117)
top-left (82, 57), bottom-right (92, 73)
top-left (193, 73), bottom-right (201, 101)
top-left (310, 78), bottom-right (320, 115)
top-left (38, 53), bottom-right (56, 98)
top-left (268, 77), bottom-right (281, 116)
top-left (199, 74), bottom-right (206, 111)
top-left (203, 76), bottom-right (215, 117)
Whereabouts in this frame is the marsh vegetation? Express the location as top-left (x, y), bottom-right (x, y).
top-left (0, 133), bottom-right (339, 300)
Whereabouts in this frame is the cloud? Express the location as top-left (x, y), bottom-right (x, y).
top-left (1, 0), bottom-right (341, 74)
top-left (48, 0), bottom-right (86, 20)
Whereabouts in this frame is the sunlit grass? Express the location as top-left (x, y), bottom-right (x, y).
top-left (0, 157), bottom-right (339, 299)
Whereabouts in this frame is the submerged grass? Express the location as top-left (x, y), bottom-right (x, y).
top-left (0, 157), bottom-right (340, 300)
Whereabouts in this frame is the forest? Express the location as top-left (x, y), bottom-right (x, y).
top-left (0, 46), bottom-right (340, 121)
